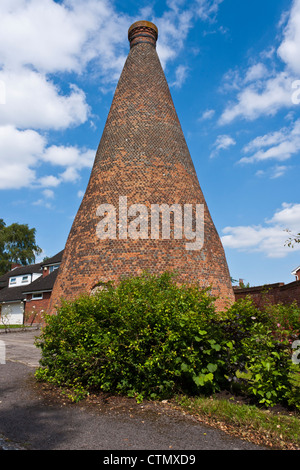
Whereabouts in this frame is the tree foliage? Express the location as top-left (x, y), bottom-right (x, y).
top-left (0, 219), bottom-right (42, 274)
top-left (285, 229), bottom-right (300, 248)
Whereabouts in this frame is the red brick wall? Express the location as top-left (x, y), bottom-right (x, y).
top-left (278, 281), bottom-right (300, 306)
top-left (24, 292), bottom-right (51, 324)
top-left (234, 281), bottom-right (300, 308)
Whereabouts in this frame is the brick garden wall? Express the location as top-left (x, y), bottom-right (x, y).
top-left (234, 281), bottom-right (300, 308)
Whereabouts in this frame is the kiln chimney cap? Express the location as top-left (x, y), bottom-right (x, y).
top-left (128, 21), bottom-right (158, 48)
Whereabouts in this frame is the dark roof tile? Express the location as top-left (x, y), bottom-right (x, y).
top-left (0, 264), bottom-right (42, 283)
top-left (22, 269), bottom-right (58, 294)
top-left (0, 286), bottom-right (27, 303)
top-left (41, 250), bottom-right (64, 267)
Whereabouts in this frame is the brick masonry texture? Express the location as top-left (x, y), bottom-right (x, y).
top-left (234, 281), bottom-right (300, 308)
top-left (25, 292), bottom-right (51, 324)
top-left (49, 22), bottom-right (235, 313)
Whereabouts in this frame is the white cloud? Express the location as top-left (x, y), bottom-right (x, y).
top-left (155, 0), bottom-right (224, 69)
top-left (219, 72), bottom-right (295, 125)
top-left (221, 203), bottom-right (300, 258)
top-left (170, 64), bottom-right (189, 88)
top-left (0, 0), bottom-right (221, 86)
top-left (155, 8), bottom-right (193, 68)
top-left (255, 165), bottom-right (290, 179)
top-left (33, 198), bottom-right (53, 210)
top-left (0, 68), bottom-right (89, 130)
top-left (0, 125), bottom-right (45, 189)
top-left (243, 128), bottom-right (289, 153)
top-left (60, 167), bottom-right (80, 183)
top-left (244, 63), bottom-right (268, 83)
top-left (0, 125), bottom-right (95, 190)
top-left (240, 119), bottom-right (300, 164)
top-left (195, 0), bottom-right (224, 21)
top-left (39, 145), bottom-right (95, 187)
top-left (277, 0), bottom-right (300, 74)
top-left (42, 189), bottom-right (55, 199)
top-left (42, 145), bottom-right (94, 168)
top-left (268, 202), bottom-right (300, 229)
top-left (0, 0), bottom-right (225, 192)
top-left (215, 134), bottom-right (236, 149)
top-left (270, 165), bottom-right (290, 179)
top-left (0, 0), bottom-right (129, 78)
top-left (200, 109), bottom-right (215, 120)
top-left (219, 0), bottom-right (300, 125)
top-left (210, 134), bottom-right (236, 158)
top-left (0, 0), bottom-right (87, 73)
top-left (39, 175), bottom-right (61, 188)
top-left (39, 146), bottom-right (95, 187)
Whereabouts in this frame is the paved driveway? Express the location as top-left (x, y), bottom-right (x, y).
top-left (0, 329), bottom-right (41, 367)
top-left (0, 329), bottom-right (266, 451)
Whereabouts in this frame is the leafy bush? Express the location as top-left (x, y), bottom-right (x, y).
top-left (35, 272), bottom-right (225, 401)
top-left (221, 297), bottom-right (300, 408)
top-left (35, 273), bottom-right (300, 408)
top-left (264, 301), bottom-right (300, 345)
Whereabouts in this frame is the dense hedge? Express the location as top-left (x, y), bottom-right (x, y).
top-left (35, 272), bottom-right (300, 408)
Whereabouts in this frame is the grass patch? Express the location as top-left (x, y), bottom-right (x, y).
top-left (0, 324), bottom-right (24, 329)
top-left (175, 394), bottom-right (300, 450)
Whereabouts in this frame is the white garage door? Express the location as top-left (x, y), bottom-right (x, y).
top-left (0, 302), bottom-right (24, 325)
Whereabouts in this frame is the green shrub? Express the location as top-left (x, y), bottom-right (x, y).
top-left (35, 273), bottom-right (300, 408)
top-left (264, 301), bottom-right (300, 344)
top-left (222, 297), bottom-right (300, 408)
top-left (36, 272), bottom-right (227, 401)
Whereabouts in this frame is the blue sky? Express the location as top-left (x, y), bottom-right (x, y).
top-left (0, 0), bottom-right (300, 286)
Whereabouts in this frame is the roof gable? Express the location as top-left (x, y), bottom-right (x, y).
top-left (41, 250), bottom-right (64, 267)
top-left (22, 269), bottom-right (59, 294)
top-left (0, 264), bottom-right (42, 285)
top-left (291, 266), bottom-right (300, 275)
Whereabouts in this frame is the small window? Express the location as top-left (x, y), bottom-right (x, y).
top-left (32, 293), bottom-right (43, 300)
top-left (49, 265), bottom-right (59, 273)
top-left (22, 275), bottom-right (29, 283)
top-left (10, 277), bottom-right (16, 285)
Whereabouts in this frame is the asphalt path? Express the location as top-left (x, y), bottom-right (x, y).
top-left (0, 329), bottom-right (266, 453)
